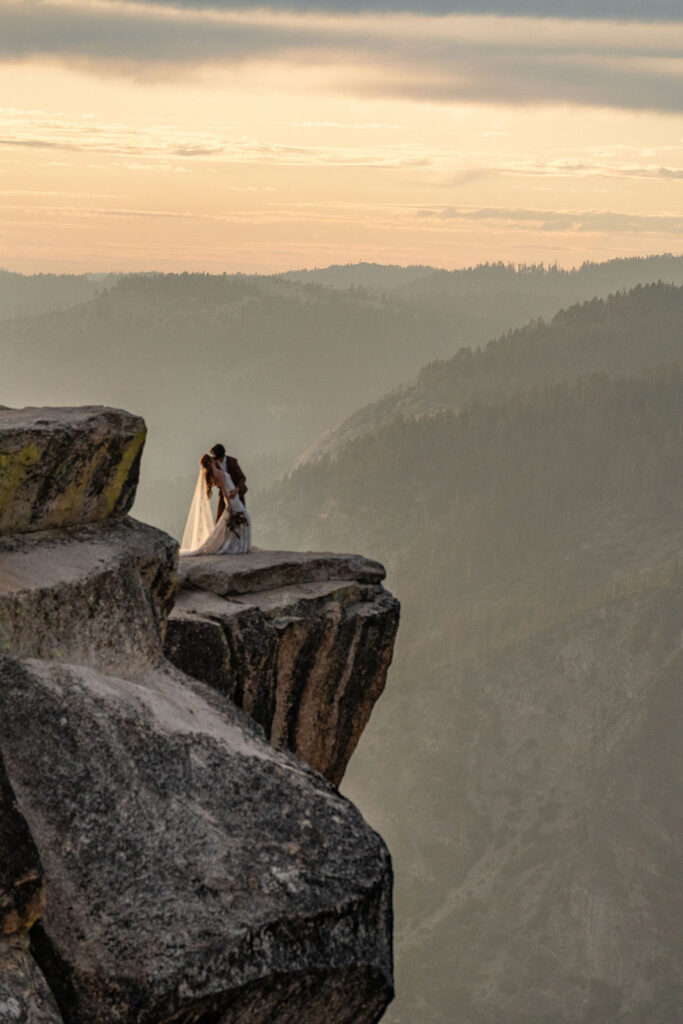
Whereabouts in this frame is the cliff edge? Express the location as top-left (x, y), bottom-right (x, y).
top-left (0, 406), bottom-right (399, 1024)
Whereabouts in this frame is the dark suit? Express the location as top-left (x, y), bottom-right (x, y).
top-left (216, 454), bottom-right (247, 523)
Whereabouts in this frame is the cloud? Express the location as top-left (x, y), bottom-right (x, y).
top-left (0, 189), bottom-right (119, 197)
top-left (1, 2), bottom-right (681, 112)
top-left (441, 158), bottom-right (683, 184)
top-left (418, 205), bottom-right (683, 234)
top-left (6, 192), bottom-right (681, 240)
top-left (114, 0), bottom-right (683, 22)
top-left (290, 121), bottom-right (405, 129)
top-left (0, 107), bottom-right (438, 167)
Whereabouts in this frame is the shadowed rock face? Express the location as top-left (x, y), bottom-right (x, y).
top-left (0, 655), bottom-right (393, 1024)
top-left (0, 406), bottom-right (397, 1024)
top-left (0, 407), bottom-right (145, 535)
top-left (0, 939), bottom-right (63, 1023)
top-left (1, 757), bottom-right (44, 938)
top-left (166, 553), bottom-right (400, 786)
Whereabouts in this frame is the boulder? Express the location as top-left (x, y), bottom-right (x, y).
top-left (0, 939), bottom-right (64, 1024)
top-left (0, 407), bottom-right (145, 535)
top-left (0, 518), bottom-right (177, 674)
top-left (1, 757), bottom-right (44, 938)
top-left (0, 656), bottom-right (394, 1024)
top-left (166, 564), bottom-right (399, 786)
top-left (178, 549), bottom-right (386, 596)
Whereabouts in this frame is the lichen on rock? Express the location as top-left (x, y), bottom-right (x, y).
top-left (0, 407), bottom-right (145, 535)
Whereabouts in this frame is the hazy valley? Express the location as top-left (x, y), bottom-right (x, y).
top-left (2, 258), bottom-right (682, 1023)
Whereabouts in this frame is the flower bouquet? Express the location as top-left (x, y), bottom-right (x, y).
top-left (227, 508), bottom-right (248, 537)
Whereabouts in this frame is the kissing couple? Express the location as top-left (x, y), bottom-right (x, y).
top-left (180, 443), bottom-right (251, 556)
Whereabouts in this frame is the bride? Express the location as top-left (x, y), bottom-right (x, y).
top-left (180, 453), bottom-right (251, 556)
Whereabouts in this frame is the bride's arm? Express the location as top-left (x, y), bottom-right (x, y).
top-left (213, 467), bottom-right (233, 506)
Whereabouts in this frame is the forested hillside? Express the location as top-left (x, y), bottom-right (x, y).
top-left (284, 255), bottom-right (683, 299)
top-left (0, 269), bottom-right (119, 320)
top-left (4, 264), bottom-right (679, 537)
top-left (301, 282), bottom-right (683, 460)
top-left (259, 364), bottom-right (683, 661)
top-left (255, 287), bottom-right (683, 1023)
top-left (282, 262), bottom-right (435, 290)
top-left (285, 255), bottom-right (683, 386)
top-left (3, 264), bottom-right (682, 544)
top-left (0, 272), bottom-right (462, 533)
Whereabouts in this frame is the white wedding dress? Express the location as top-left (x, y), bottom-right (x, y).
top-left (180, 465), bottom-right (251, 556)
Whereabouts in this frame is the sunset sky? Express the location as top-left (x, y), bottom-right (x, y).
top-left (1, 0), bottom-right (682, 273)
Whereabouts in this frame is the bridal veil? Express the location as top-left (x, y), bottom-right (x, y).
top-left (180, 470), bottom-right (214, 554)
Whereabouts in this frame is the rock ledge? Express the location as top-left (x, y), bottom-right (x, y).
top-left (179, 548), bottom-right (386, 596)
top-left (168, 551), bottom-right (399, 785)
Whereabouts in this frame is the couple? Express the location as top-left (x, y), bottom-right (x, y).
top-left (180, 443), bottom-right (251, 556)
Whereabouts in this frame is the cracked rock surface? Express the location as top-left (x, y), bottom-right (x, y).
top-left (0, 655), bottom-right (393, 1024)
top-left (166, 554), bottom-right (400, 785)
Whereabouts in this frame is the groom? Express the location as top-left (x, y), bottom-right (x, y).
top-left (210, 443), bottom-right (247, 523)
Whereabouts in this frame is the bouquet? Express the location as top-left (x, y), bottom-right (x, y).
top-left (227, 508), bottom-right (248, 537)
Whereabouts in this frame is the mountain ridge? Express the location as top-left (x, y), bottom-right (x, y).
top-left (295, 282), bottom-right (683, 464)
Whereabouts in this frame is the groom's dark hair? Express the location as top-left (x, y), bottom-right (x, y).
top-left (211, 444), bottom-right (226, 459)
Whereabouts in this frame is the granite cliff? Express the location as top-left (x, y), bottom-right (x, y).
top-left (0, 406), bottom-right (399, 1024)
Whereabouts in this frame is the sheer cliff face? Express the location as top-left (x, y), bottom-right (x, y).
top-left (0, 406), bottom-right (399, 1024)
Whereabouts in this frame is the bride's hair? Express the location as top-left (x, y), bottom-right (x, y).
top-left (200, 453), bottom-right (215, 498)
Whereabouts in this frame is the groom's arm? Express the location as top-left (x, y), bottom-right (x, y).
top-left (216, 491), bottom-right (226, 524)
top-left (231, 458), bottom-right (248, 501)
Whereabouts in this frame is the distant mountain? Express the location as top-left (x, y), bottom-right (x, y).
top-left (0, 269), bottom-right (120, 320)
top-left (0, 271), bottom-right (464, 535)
top-left (395, 254), bottom-right (683, 302)
top-left (282, 262), bottom-right (436, 291)
top-left (4, 262), bottom-right (682, 541)
top-left (299, 282), bottom-right (683, 462)
top-left (284, 258), bottom-right (683, 416)
top-left (258, 360), bottom-right (683, 661)
top-left (254, 286), bottom-right (683, 1022)
top-left (283, 256), bottom-right (683, 300)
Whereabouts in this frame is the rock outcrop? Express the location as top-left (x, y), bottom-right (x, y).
top-left (0, 405), bottom-right (398, 1024)
top-left (178, 549), bottom-right (388, 595)
top-left (0, 407), bottom-right (145, 536)
top-left (0, 517), bottom-right (177, 673)
top-left (0, 655), bottom-right (393, 1024)
top-left (166, 552), bottom-right (399, 785)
